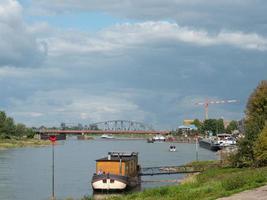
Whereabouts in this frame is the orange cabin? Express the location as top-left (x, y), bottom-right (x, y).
top-left (95, 152), bottom-right (138, 177)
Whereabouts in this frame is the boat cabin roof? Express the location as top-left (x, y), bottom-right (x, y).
top-left (96, 152), bottom-right (138, 162)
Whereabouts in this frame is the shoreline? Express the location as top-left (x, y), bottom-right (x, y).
top-left (0, 139), bottom-right (51, 149)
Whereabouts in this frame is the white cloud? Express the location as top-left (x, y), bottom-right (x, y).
top-left (0, 0), bottom-right (47, 67)
top-left (44, 21), bottom-right (267, 60)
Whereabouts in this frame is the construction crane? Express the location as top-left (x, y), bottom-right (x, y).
top-left (195, 99), bottom-right (238, 120)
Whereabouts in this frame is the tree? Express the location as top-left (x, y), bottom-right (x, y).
top-left (245, 80), bottom-right (267, 139)
top-left (15, 123), bottom-right (28, 137)
top-left (226, 120), bottom-right (238, 134)
top-left (203, 119), bottom-right (217, 135)
top-left (3, 117), bottom-right (16, 138)
top-left (236, 80), bottom-right (267, 166)
top-left (0, 111), bottom-right (7, 137)
top-left (192, 119), bottom-right (202, 129)
top-left (216, 119), bottom-right (225, 134)
top-left (254, 123), bottom-right (267, 167)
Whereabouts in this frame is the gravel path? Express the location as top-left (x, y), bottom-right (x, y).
top-left (217, 185), bottom-right (267, 200)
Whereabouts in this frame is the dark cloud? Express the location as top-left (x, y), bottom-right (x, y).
top-left (30, 0), bottom-right (267, 34)
top-left (1, 1), bottom-right (266, 129)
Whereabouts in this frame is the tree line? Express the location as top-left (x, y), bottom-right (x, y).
top-left (0, 111), bottom-right (34, 139)
top-left (191, 118), bottom-right (238, 135)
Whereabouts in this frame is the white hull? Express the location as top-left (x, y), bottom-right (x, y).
top-left (169, 149), bottom-right (176, 152)
top-left (92, 179), bottom-right (127, 190)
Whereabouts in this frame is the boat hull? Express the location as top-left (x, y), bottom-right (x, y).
top-left (91, 173), bottom-right (139, 191)
top-left (199, 140), bottom-right (221, 151)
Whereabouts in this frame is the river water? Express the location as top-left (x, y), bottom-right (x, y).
top-left (0, 137), bottom-right (218, 200)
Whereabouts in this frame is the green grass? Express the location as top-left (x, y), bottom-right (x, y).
top-left (105, 165), bottom-right (267, 200)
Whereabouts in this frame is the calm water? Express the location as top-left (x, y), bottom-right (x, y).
top-left (0, 137), bottom-right (218, 200)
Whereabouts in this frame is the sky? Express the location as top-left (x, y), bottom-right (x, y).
top-left (0, 0), bottom-right (266, 129)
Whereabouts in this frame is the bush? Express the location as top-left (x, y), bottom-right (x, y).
top-left (221, 175), bottom-right (247, 191)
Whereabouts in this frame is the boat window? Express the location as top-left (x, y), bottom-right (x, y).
top-left (110, 179), bottom-right (114, 183)
top-left (102, 179), bottom-right (107, 183)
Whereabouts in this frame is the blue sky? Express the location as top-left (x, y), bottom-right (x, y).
top-left (0, 0), bottom-right (267, 129)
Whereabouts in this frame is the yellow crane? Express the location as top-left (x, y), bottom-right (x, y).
top-left (195, 99), bottom-right (238, 120)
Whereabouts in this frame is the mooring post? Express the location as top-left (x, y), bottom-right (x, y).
top-left (195, 134), bottom-right (199, 161)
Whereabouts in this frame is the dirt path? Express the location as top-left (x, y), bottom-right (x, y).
top-left (217, 185), bottom-right (267, 200)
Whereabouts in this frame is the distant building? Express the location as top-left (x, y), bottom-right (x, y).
top-left (178, 125), bottom-right (198, 131)
top-left (183, 119), bottom-right (194, 126)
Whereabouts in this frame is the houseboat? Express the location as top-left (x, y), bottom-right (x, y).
top-left (91, 152), bottom-right (140, 191)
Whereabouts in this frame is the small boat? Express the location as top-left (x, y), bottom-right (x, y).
top-left (100, 134), bottom-right (114, 139)
top-left (169, 145), bottom-right (176, 152)
top-left (91, 152), bottom-right (140, 191)
top-left (147, 138), bottom-right (154, 143)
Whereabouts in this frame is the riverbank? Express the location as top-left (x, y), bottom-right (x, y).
top-left (0, 138), bottom-right (50, 149)
top-left (84, 162), bottom-right (267, 200)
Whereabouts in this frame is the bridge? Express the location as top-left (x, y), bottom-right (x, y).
top-left (36, 129), bottom-right (169, 135)
top-left (35, 120), bottom-right (169, 135)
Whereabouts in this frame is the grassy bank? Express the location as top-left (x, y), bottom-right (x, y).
top-left (0, 138), bottom-right (50, 149)
top-left (78, 161), bottom-right (267, 200)
top-left (108, 166), bottom-right (267, 200)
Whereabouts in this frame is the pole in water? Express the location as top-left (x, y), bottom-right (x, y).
top-left (49, 135), bottom-right (56, 200)
top-left (52, 143), bottom-right (55, 199)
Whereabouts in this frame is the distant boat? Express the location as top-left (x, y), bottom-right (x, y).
top-left (152, 134), bottom-right (166, 142)
top-left (101, 134), bottom-right (114, 139)
top-left (169, 145), bottom-right (176, 152)
top-left (147, 138), bottom-right (154, 143)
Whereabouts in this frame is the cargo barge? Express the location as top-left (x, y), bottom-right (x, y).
top-left (91, 152), bottom-right (140, 191)
top-left (199, 138), bottom-right (221, 151)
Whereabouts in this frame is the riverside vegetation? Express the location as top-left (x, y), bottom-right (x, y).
top-left (0, 111), bottom-right (49, 149)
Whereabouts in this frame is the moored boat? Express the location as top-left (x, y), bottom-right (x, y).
top-left (147, 138), bottom-right (154, 143)
top-left (217, 134), bottom-right (236, 148)
top-left (91, 152), bottom-right (140, 191)
top-left (199, 138), bottom-right (221, 151)
top-left (152, 134), bottom-right (166, 142)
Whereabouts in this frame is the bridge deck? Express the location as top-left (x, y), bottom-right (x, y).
top-left (35, 129), bottom-right (170, 135)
